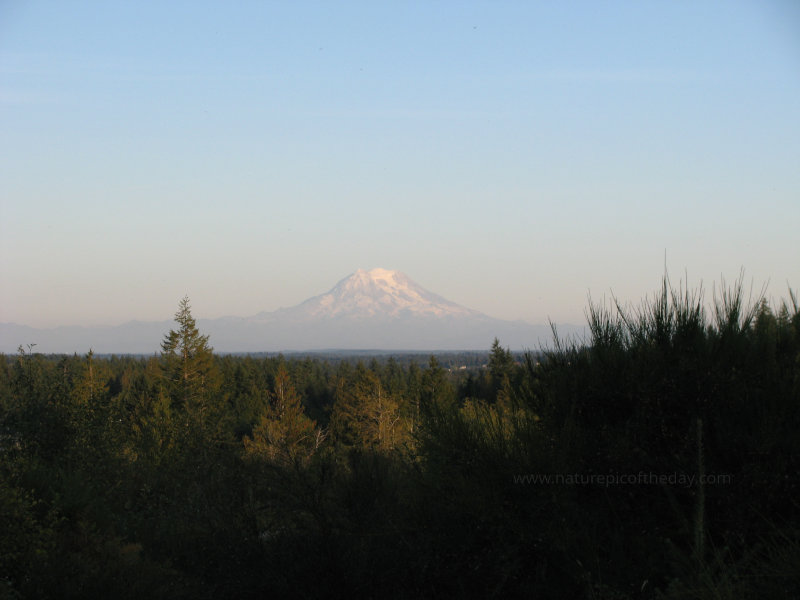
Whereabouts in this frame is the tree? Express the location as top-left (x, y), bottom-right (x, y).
top-left (420, 355), bottom-right (453, 413)
top-left (332, 367), bottom-right (405, 452)
top-left (160, 296), bottom-right (219, 431)
top-left (71, 350), bottom-right (111, 405)
top-left (244, 365), bottom-right (323, 466)
top-left (488, 338), bottom-right (514, 404)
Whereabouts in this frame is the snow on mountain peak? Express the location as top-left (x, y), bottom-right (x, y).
top-left (295, 268), bottom-right (481, 320)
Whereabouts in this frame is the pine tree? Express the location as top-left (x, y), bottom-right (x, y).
top-left (488, 338), bottom-right (514, 405)
top-left (243, 365), bottom-right (322, 466)
top-left (420, 355), bottom-right (453, 412)
top-left (160, 296), bottom-right (219, 431)
top-left (331, 368), bottom-right (404, 452)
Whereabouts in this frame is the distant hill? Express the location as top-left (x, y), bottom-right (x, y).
top-left (0, 269), bottom-right (584, 354)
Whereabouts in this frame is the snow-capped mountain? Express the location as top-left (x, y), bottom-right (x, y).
top-left (252, 268), bottom-right (481, 322)
top-left (0, 269), bottom-right (581, 353)
top-left (204, 268), bottom-right (558, 350)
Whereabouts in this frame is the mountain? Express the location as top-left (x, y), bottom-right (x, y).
top-left (201, 268), bottom-right (566, 351)
top-left (254, 268), bottom-right (482, 322)
top-left (0, 269), bottom-right (583, 354)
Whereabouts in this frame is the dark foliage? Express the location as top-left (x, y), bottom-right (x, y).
top-left (1, 281), bottom-right (798, 598)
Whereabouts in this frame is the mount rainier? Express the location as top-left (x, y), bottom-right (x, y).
top-left (0, 269), bottom-right (575, 353)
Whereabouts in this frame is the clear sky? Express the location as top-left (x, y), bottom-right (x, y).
top-left (1, 1), bottom-right (799, 328)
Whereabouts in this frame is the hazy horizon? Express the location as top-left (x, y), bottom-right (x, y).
top-left (1, 264), bottom-right (786, 332)
top-left (2, 2), bottom-right (799, 329)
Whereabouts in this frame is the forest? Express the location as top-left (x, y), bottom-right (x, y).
top-left (1, 278), bottom-right (799, 599)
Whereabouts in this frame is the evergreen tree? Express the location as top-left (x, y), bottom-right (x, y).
top-left (160, 296), bottom-right (219, 434)
top-left (244, 364), bottom-right (322, 466)
top-left (420, 355), bottom-right (453, 413)
top-left (488, 337), bottom-right (514, 404)
top-left (331, 366), bottom-right (406, 452)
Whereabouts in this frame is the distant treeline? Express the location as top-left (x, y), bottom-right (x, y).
top-left (1, 280), bottom-right (799, 598)
top-left (87, 349), bottom-right (516, 370)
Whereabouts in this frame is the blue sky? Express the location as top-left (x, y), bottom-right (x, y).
top-left (1, 1), bottom-right (799, 328)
